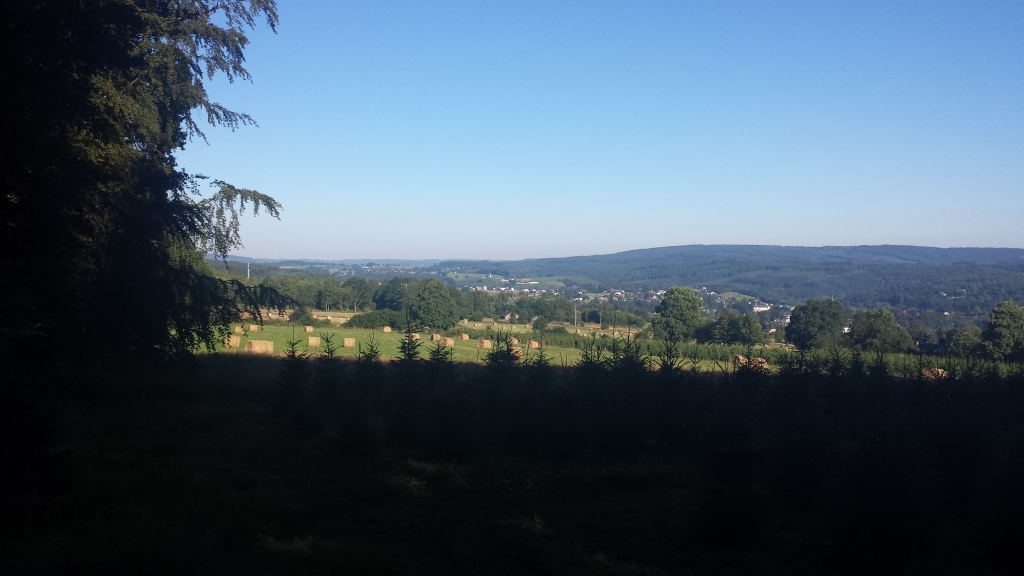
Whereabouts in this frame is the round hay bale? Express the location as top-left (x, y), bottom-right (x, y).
top-left (441, 337), bottom-right (455, 347)
top-left (923, 367), bottom-right (947, 379)
top-left (382, 326), bottom-right (392, 333)
top-left (431, 333), bottom-right (441, 341)
top-left (245, 339), bottom-right (274, 354)
top-left (410, 333), bottom-right (421, 340)
top-left (459, 333), bottom-right (469, 340)
top-left (307, 336), bottom-right (320, 347)
top-left (730, 354), bottom-right (748, 366)
top-left (749, 357), bottom-right (768, 369)
top-left (526, 340), bottom-right (540, 349)
top-left (342, 338), bottom-right (356, 348)
top-left (511, 346), bottom-right (523, 358)
top-left (303, 325), bottom-right (314, 333)
top-left (478, 339), bottom-right (492, 349)
top-left (510, 337), bottom-right (519, 345)
top-left (234, 326), bottom-right (243, 334)
top-left (248, 324), bottom-right (260, 331)
top-left (224, 335), bottom-right (240, 348)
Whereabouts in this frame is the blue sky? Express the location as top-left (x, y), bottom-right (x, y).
top-left (178, 0), bottom-right (1024, 260)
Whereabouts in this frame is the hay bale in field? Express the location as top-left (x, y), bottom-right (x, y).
top-left (510, 337), bottom-right (519, 345)
top-left (730, 354), bottom-right (748, 366)
top-left (431, 333), bottom-right (441, 341)
top-left (245, 340), bottom-right (274, 354)
top-left (234, 326), bottom-right (243, 334)
top-left (459, 333), bottom-right (469, 340)
top-left (307, 336), bottom-right (320, 347)
top-left (249, 324), bottom-right (260, 331)
top-left (410, 333), bottom-right (421, 340)
top-left (462, 319), bottom-right (468, 325)
top-left (478, 339), bottom-right (492, 349)
top-left (474, 324), bottom-right (480, 329)
top-left (749, 357), bottom-right (768, 370)
top-left (923, 367), bottom-right (947, 379)
top-left (511, 346), bottom-right (523, 358)
top-left (224, 335), bottom-right (240, 348)
top-left (441, 337), bottom-right (455, 347)
top-left (343, 338), bottom-right (356, 348)
top-left (303, 325), bottom-right (314, 333)
top-left (527, 340), bottom-right (540, 349)
top-left (382, 326), bottom-right (392, 333)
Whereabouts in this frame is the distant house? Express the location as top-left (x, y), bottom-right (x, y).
top-left (752, 304), bottom-right (771, 313)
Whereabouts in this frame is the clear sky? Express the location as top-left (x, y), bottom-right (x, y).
top-left (178, 0), bottom-right (1024, 260)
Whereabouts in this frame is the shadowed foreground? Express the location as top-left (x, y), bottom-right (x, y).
top-left (3, 352), bottom-right (1023, 575)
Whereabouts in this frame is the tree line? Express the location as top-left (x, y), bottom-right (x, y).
top-left (652, 286), bottom-right (1024, 362)
top-left (257, 275), bottom-right (585, 330)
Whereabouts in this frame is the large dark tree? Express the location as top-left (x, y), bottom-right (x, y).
top-left (697, 309), bottom-right (764, 346)
top-left (410, 279), bottom-right (459, 330)
top-left (651, 286), bottom-right (705, 342)
top-left (787, 299), bottom-right (846, 350)
top-left (982, 301), bottom-right (1024, 362)
top-left (847, 308), bottom-right (912, 353)
top-left (373, 277), bottom-right (414, 312)
top-left (1, 1), bottom-right (281, 356)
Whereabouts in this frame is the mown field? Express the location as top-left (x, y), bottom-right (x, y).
top-left (217, 323), bottom-right (587, 365)
top-left (218, 321), bottom-right (948, 376)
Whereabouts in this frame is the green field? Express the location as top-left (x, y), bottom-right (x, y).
top-left (446, 272), bottom-right (566, 291)
top-left (717, 291), bottom-right (759, 303)
top-left (214, 322), bottom-right (795, 372)
top-left (217, 323), bottom-right (587, 365)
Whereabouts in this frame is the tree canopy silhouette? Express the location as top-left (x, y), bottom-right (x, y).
top-left (787, 299), bottom-right (846, 350)
top-left (1, 0), bottom-right (282, 356)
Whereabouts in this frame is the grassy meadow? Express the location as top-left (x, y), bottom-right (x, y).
top-left (219, 322), bottom-right (582, 364)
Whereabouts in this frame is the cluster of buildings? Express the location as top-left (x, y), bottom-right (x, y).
top-left (467, 284), bottom-right (553, 296)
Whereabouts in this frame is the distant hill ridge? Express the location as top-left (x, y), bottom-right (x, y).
top-left (446, 245), bottom-right (1024, 268)
top-left (437, 245), bottom-right (1024, 310)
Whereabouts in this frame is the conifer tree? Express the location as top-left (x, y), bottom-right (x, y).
top-left (1, 1), bottom-right (282, 356)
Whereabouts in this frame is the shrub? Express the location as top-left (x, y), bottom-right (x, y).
top-left (346, 309), bottom-right (404, 329)
top-left (288, 306), bottom-right (330, 327)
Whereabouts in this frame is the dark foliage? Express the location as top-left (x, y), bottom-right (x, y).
top-left (345, 309), bottom-right (405, 329)
top-left (287, 306), bottom-right (330, 327)
top-left (0, 0), bottom-right (282, 357)
top-left (261, 341), bottom-right (1024, 572)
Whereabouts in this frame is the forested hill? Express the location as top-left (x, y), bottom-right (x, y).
top-left (438, 245), bottom-right (1024, 310)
